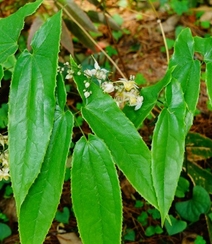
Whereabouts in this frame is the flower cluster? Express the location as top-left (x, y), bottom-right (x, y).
top-left (0, 134), bottom-right (9, 181)
top-left (63, 57), bottom-right (144, 110)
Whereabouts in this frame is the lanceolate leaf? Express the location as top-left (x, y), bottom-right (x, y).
top-left (70, 56), bottom-right (158, 209)
top-left (71, 134), bottom-right (122, 244)
top-left (19, 105), bottom-right (73, 244)
top-left (83, 84), bottom-right (158, 208)
top-left (0, 0), bottom-right (42, 64)
top-left (151, 81), bottom-right (186, 224)
top-left (8, 11), bottom-right (62, 214)
top-left (169, 28), bottom-right (201, 132)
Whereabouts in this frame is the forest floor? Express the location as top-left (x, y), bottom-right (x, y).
top-left (1, 0), bottom-right (212, 244)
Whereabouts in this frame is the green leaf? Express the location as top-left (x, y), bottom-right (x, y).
top-left (151, 81), bottom-right (186, 224)
top-left (175, 186), bottom-right (211, 222)
top-left (123, 67), bottom-right (173, 128)
top-left (170, 28), bottom-right (201, 132)
top-left (0, 223), bottom-right (11, 241)
top-left (0, 65), bottom-right (3, 87)
top-left (123, 229), bottom-right (135, 241)
top-left (70, 56), bottom-right (158, 208)
top-left (55, 207), bottom-right (70, 224)
top-left (165, 215), bottom-right (187, 236)
top-left (8, 11), bottom-right (62, 215)
top-left (71, 134), bottom-right (122, 244)
top-left (19, 104), bottom-right (74, 244)
top-left (0, 0), bottom-right (42, 65)
top-left (175, 176), bottom-right (190, 198)
top-left (194, 36), bottom-right (212, 106)
top-left (0, 103), bottom-right (8, 129)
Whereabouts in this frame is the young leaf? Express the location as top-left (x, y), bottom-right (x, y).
top-left (70, 56), bottom-right (158, 209)
top-left (0, 0), bottom-right (42, 65)
top-left (71, 134), bottom-right (122, 244)
top-left (165, 215), bottom-right (187, 236)
top-left (151, 81), bottom-right (186, 224)
top-left (8, 11), bottom-right (62, 214)
top-left (19, 105), bottom-right (73, 244)
top-left (175, 186), bottom-right (211, 222)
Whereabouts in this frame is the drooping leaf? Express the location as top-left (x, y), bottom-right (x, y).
top-left (87, 10), bottom-right (121, 31)
top-left (0, 0), bottom-right (42, 65)
top-left (61, 20), bottom-right (74, 55)
top-left (175, 186), bottom-right (211, 222)
top-left (123, 67), bottom-right (174, 128)
top-left (151, 81), bottom-right (186, 224)
top-left (19, 75), bottom-right (74, 244)
top-left (8, 11), bottom-right (62, 214)
top-left (71, 134), bottom-right (122, 244)
top-left (194, 36), bottom-right (212, 106)
top-left (169, 28), bottom-right (201, 132)
top-left (0, 65), bottom-right (3, 87)
top-left (57, 0), bottom-right (97, 32)
top-left (165, 215), bottom-right (187, 236)
top-left (64, 19), bottom-right (96, 51)
top-left (70, 56), bottom-right (158, 209)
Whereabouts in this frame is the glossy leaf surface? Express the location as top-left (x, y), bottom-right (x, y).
top-left (19, 75), bottom-right (74, 244)
top-left (0, 0), bottom-right (42, 64)
top-left (169, 28), bottom-right (201, 132)
top-left (151, 81), bottom-right (186, 224)
top-left (72, 134), bottom-right (122, 244)
top-left (8, 11), bottom-right (62, 213)
top-left (70, 56), bottom-right (158, 209)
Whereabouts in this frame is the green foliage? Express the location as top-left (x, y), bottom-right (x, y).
top-left (175, 186), bottom-right (211, 222)
top-left (165, 215), bottom-right (187, 235)
top-left (1, 1), bottom-right (212, 243)
top-left (55, 207), bottom-right (70, 224)
top-left (72, 134), bottom-right (122, 244)
top-left (0, 223), bottom-right (11, 241)
top-left (0, 103), bottom-right (8, 129)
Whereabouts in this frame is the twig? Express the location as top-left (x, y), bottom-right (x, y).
top-left (55, 1), bottom-right (127, 79)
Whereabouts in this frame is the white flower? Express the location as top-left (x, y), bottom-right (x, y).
top-left (84, 91), bottom-right (92, 98)
top-left (134, 96), bottom-right (144, 110)
top-left (101, 82), bottom-right (114, 93)
top-left (84, 82), bottom-right (90, 88)
top-left (118, 77), bottom-right (138, 91)
top-left (84, 58), bottom-right (109, 83)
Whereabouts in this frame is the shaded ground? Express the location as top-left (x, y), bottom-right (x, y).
top-left (1, 1), bottom-right (212, 243)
